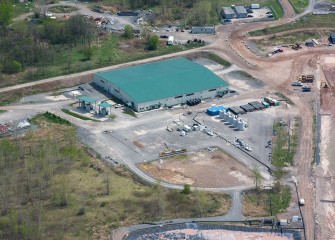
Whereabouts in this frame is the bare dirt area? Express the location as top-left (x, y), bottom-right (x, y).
top-left (139, 149), bottom-right (254, 188)
top-left (316, 55), bottom-right (335, 240)
top-left (222, 70), bottom-right (265, 91)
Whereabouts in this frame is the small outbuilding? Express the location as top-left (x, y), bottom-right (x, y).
top-left (98, 101), bottom-right (112, 116)
top-left (206, 105), bottom-right (227, 116)
top-left (221, 7), bottom-right (235, 19)
top-left (250, 4), bottom-right (261, 9)
top-left (329, 33), bottom-right (335, 44)
top-left (190, 26), bottom-right (215, 34)
top-left (233, 6), bottom-right (248, 18)
top-left (78, 96), bottom-right (97, 110)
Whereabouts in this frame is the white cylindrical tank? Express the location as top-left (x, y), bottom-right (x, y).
top-left (228, 114), bottom-right (234, 125)
top-left (219, 110), bottom-right (225, 119)
top-left (233, 118), bottom-right (239, 128)
top-left (238, 119), bottom-right (245, 131)
top-left (223, 111), bottom-right (229, 121)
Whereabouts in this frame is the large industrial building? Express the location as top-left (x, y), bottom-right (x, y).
top-left (93, 58), bottom-right (229, 112)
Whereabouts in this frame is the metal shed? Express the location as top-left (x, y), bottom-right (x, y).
top-left (190, 26), bottom-right (215, 34)
top-left (221, 7), bottom-right (235, 19)
top-left (233, 6), bottom-right (248, 18)
top-left (250, 4), bottom-right (261, 9)
top-left (78, 96), bottom-right (97, 110)
top-left (98, 101), bottom-right (112, 116)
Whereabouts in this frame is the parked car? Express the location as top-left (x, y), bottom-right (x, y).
top-left (299, 198), bottom-right (305, 206)
top-left (115, 104), bottom-right (123, 108)
top-left (292, 81), bottom-right (303, 86)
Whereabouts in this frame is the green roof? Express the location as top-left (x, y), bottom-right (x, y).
top-left (96, 58), bottom-right (228, 103)
top-left (79, 96), bottom-right (96, 103)
top-left (99, 102), bottom-right (112, 108)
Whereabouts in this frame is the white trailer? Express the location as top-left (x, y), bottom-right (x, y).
top-left (167, 36), bottom-right (174, 45)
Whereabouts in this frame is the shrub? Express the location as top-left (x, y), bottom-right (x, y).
top-left (181, 184), bottom-right (191, 195)
top-left (2, 60), bottom-right (22, 74)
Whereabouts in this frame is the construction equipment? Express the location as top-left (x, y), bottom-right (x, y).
top-left (321, 81), bottom-right (328, 88)
top-left (291, 43), bottom-right (302, 50)
top-left (299, 75), bottom-right (314, 83)
top-left (159, 148), bottom-right (187, 157)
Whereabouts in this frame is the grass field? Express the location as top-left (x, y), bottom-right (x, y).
top-left (62, 109), bottom-right (99, 121)
top-left (272, 119), bottom-right (299, 167)
top-left (0, 110), bottom-right (7, 114)
top-left (243, 187), bottom-right (292, 217)
top-left (250, 14), bottom-right (335, 36)
top-left (205, 52), bottom-right (232, 67)
top-left (289, 0), bottom-right (308, 13)
top-left (0, 115), bottom-right (231, 239)
top-left (254, 30), bottom-right (319, 46)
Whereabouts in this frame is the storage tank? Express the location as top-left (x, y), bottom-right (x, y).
top-left (228, 114), bottom-right (234, 125)
top-left (233, 118), bottom-right (239, 128)
top-left (219, 110), bottom-right (225, 119)
top-left (237, 119), bottom-right (245, 131)
top-left (223, 111), bottom-right (229, 121)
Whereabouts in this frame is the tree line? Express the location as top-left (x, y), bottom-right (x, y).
top-left (0, 0), bottom-right (96, 74)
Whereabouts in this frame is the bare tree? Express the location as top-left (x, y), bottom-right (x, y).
top-left (252, 165), bottom-right (262, 191)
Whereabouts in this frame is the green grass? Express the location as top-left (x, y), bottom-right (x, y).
top-left (61, 109), bottom-right (98, 121)
top-left (48, 5), bottom-right (78, 13)
top-left (272, 119), bottom-right (299, 167)
top-left (288, 0), bottom-right (308, 13)
top-left (243, 187), bottom-right (291, 216)
top-left (264, 0), bottom-right (284, 19)
top-left (12, 2), bottom-right (33, 17)
top-left (250, 14), bottom-right (335, 36)
top-left (32, 112), bottom-right (71, 125)
top-left (255, 31), bottom-right (319, 46)
top-left (0, 110), bottom-right (7, 114)
top-left (204, 52), bottom-right (231, 68)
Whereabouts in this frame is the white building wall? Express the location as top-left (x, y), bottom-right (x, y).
top-left (94, 75), bottom-right (228, 112)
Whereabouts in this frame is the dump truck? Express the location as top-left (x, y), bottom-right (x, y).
top-left (299, 74), bottom-right (314, 83)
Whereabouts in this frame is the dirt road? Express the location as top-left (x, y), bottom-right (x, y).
top-left (1, 0), bottom-right (329, 238)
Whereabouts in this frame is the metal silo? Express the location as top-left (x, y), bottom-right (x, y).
top-left (233, 117), bottom-right (239, 128)
top-left (237, 119), bottom-right (245, 131)
top-left (228, 114), bottom-right (234, 125)
top-left (223, 111), bottom-right (229, 121)
top-left (219, 110), bottom-right (225, 119)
